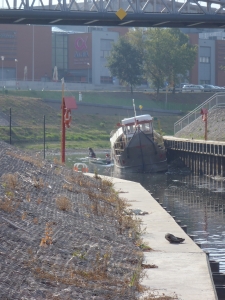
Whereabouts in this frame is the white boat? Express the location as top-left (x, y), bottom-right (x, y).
top-left (110, 114), bottom-right (167, 173)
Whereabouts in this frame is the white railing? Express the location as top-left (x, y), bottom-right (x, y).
top-left (174, 92), bottom-right (225, 135)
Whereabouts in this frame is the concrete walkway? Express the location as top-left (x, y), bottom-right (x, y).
top-left (106, 176), bottom-right (217, 300)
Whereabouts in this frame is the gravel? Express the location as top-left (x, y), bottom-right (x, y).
top-left (175, 107), bottom-right (225, 141)
top-left (0, 141), bottom-right (142, 300)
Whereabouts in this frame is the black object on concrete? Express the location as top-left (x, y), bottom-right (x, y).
top-left (165, 233), bottom-right (185, 244)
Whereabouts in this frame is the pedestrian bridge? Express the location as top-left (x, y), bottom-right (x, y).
top-left (1, 0), bottom-right (225, 27)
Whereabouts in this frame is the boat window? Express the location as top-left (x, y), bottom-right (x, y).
top-left (141, 122), bottom-right (152, 133)
top-left (130, 125), bottom-right (134, 133)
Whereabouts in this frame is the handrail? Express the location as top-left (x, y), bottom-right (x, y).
top-left (174, 92), bottom-right (225, 135)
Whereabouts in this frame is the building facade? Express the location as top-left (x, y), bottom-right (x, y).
top-left (0, 24), bottom-right (128, 86)
top-left (188, 31), bottom-right (225, 86)
top-left (0, 24), bottom-right (52, 82)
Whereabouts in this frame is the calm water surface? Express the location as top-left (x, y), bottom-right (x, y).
top-left (48, 150), bottom-right (225, 272)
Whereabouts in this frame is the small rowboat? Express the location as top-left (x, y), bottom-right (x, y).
top-left (88, 157), bottom-right (112, 165)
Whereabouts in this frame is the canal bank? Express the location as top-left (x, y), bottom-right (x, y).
top-left (87, 174), bottom-right (217, 299)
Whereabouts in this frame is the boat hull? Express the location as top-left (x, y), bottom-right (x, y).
top-left (111, 130), bottom-right (167, 173)
top-left (113, 159), bottom-right (167, 173)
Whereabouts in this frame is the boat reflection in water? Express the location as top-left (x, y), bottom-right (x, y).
top-left (110, 114), bottom-right (167, 173)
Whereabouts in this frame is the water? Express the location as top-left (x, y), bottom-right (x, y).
top-left (47, 150), bottom-right (225, 272)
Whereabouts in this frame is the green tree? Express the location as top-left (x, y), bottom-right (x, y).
top-left (107, 37), bottom-right (143, 93)
top-left (128, 28), bottom-right (197, 94)
top-left (166, 28), bottom-right (197, 93)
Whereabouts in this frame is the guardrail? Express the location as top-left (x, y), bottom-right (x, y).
top-left (174, 92), bottom-right (225, 135)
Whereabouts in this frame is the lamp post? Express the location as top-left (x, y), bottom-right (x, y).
top-left (1, 56), bottom-right (4, 82)
top-left (15, 59), bottom-right (18, 82)
top-left (87, 62), bottom-right (90, 84)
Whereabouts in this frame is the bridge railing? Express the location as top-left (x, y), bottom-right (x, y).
top-left (174, 92), bottom-right (225, 135)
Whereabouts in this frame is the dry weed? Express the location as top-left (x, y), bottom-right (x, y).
top-left (141, 292), bottom-right (179, 300)
top-left (92, 249), bottom-right (112, 276)
top-left (1, 173), bottom-right (19, 190)
top-left (33, 177), bottom-right (45, 189)
top-left (6, 151), bottom-right (43, 168)
top-left (136, 240), bottom-right (153, 252)
top-left (33, 217), bottom-right (38, 224)
top-left (63, 183), bottom-right (81, 194)
top-left (37, 198), bottom-right (42, 205)
top-left (21, 211), bottom-right (27, 220)
top-left (40, 222), bottom-right (53, 246)
top-left (99, 178), bottom-right (113, 192)
top-left (94, 170), bottom-right (101, 180)
top-left (26, 193), bottom-right (31, 202)
top-left (54, 167), bottom-right (62, 175)
top-left (68, 173), bottom-right (97, 189)
top-left (56, 196), bottom-right (72, 211)
top-left (53, 157), bottom-right (63, 165)
top-left (0, 196), bottom-right (19, 213)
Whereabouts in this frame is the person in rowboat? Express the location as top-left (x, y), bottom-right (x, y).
top-left (88, 148), bottom-right (96, 158)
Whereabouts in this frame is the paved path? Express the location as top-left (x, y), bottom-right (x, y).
top-left (97, 175), bottom-right (218, 300)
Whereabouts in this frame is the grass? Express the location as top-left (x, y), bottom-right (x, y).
top-left (0, 90), bottom-right (211, 150)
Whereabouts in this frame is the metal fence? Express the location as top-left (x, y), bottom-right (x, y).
top-left (174, 92), bottom-right (225, 135)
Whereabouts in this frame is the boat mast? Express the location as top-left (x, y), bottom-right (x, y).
top-left (132, 99), bottom-right (136, 119)
top-left (133, 99), bottom-right (145, 171)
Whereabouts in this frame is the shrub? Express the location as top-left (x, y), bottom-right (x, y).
top-left (56, 196), bottom-right (72, 211)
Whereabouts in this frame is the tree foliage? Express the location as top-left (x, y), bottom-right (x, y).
top-left (128, 28), bottom-right (198, 93)
top-left (106, 37), bottom-right (143, 93)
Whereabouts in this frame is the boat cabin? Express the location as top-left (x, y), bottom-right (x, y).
top-left (121, 114), bottom-right (153, 136)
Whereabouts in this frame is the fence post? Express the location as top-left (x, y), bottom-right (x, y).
top-left (9, 107), bottom-right (11, 144)
top-left (43, 115), bottom-right (45, 159)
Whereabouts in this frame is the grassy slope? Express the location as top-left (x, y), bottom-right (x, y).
top-left (0, 90), bottom-right (212, 150)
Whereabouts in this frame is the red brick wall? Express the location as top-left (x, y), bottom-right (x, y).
top-left (0, 24), bottom-right (52, 81)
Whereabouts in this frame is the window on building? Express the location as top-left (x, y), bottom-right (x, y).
top-left (200, 56), bottom-right (210, 63)
top-left (200, 80), bottom-right (210, 84)
top-left (100, 39), bottom-right (114, 51)
top-left (52, 33), bottom-right (68, 73)
top-left (100, 76), bottom-right (113, 84)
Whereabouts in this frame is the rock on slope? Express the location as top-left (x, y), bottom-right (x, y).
top-left (175, 107), bottom-right (225, 141)
top-left (0, 141), bottom-right (142, 300)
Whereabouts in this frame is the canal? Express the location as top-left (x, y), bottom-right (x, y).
top-left (48, 150), bottom-right (225, 272)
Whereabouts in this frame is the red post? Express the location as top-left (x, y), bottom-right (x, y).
top-left (200, 108), bottom-right (208, 141)
top-left (60, 80), bottom-right (77, 163)
top-left (61, 80), bottom-right (65, 163)
top-left (205, 114), bottom-right (207, 141)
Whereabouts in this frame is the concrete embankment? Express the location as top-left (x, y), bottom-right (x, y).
top-left (100, 176), bottom-right (218, 300)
